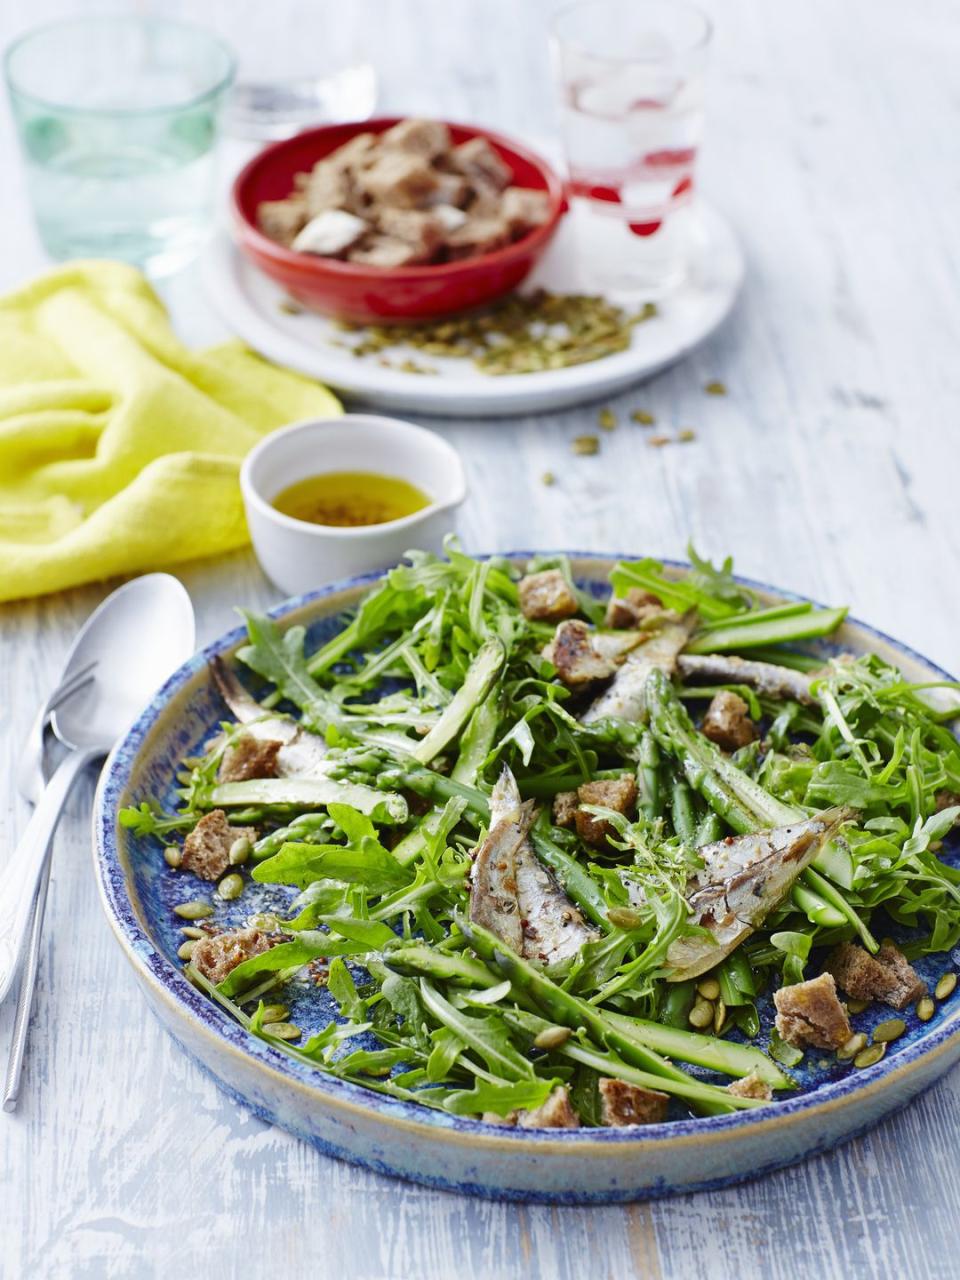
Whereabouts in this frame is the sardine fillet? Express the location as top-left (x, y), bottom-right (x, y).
top-left (581, 612), bottom-right (697, 725)
top-left (676, 653), bottom-right (817, 706)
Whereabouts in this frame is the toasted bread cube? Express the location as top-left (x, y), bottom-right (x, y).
top-left (428, 171), bottom-right (471, 208)
top-left (257, 196), bottom-right (308, 246)
top-left (773, 972), bottom-right (852, 1051)
top-left (500, 186), bottom-right (552, 236)
top-left (548, 620), bottom-right (618, 687)
top-left (701, 690), bottom-right (757, 752)
top-left (347, 235), bottom-right (425, 268)
top-left (552, 791), bottom-right (579, 829)
top-left (218, 736), bottom-right (282, 784)
top-left (450, 136), bottom-right (512, 190)
top-left (376, 208), bottom-right (445, 260)
top-left (726, 1072), bottom-right (773, 1101)
top-left (181, 810), bottom-right (258, 882)
top-left (444, 215), bottom-right (511, 258)
top-left (303, 160), bottom-right (355, 217)
top-left (599, 1077), bottom-right (669, 1126)
top-left (327, 132), bottom-right (379, 171)
top-left (516, 1086), bottom-right (580, 1129)
top-left (381, 117), bottom-right (451, 160)
top-left (518, 569), bottom-right (579, 622)
top-left (292, 210), bottom-right (369, 257)
top-left (604, 588), bottom-right (663, 629)
top-left (575, 775), bottom-right (637, 847)
top-left (357, 152), bottom-right (439, 208)
top-left (826, 941), bottom-right (926, 1011)
top-left (191, 927), bottom-right (282, 985)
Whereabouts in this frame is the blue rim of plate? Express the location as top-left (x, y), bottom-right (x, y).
top-left (93, 554), bottom-right (960, 1151)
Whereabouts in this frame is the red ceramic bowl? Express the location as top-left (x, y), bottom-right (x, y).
top-left (231, 118), bottom-right (566, 324)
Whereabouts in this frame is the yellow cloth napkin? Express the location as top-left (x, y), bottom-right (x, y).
top-left (0, 261), bottom-right (341, 602)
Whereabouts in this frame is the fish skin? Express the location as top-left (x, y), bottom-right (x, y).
top-left (676, 653), bottom-right (817, 706)
top-left (484, 768), bottom-right (598, 967)
top-left (666, 807), bottom-right (852, 981)
top-left (468, 797), bottom-right (535, 953)
top-left (581, 612), bottom-right (697, 725)
top-left (210, 656), bottom-right (330, 778)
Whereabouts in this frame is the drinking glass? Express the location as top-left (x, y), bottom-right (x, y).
top-left (551, 0), bottom-right (711, 298)
top-left (4, 17), bottom-right (236, 276)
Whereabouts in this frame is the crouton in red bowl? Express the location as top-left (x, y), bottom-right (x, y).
top-left (231, 118), bottom-right (566, 324)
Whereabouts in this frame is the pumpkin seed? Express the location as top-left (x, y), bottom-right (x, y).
top-left (572, 434), bottom-right (599, 456)
top-left (696, 978), bottom-right (720, 1001)
top-left (872, 1018), bottom-right (906, 1043)
top-left (704, 380), bottom-right (727, 396)
top-left (647, 434), bottom-right (671, 447)
top-left (177, 940), bottom-right (196, 961)
top-left (263, 1021), bottom-right (301, 1041)
top-left (631, 409), bottom-right (655, 425)
top-left (247, 912), bottom-right (282, 931)
top-left (174, 899), bottom-right (213, 920)
top-left (260, 1004), bottom-right (290, 1023)
top-left (837, 1032), bottom-right (867, 1061)
top-left (688, 999), bottom-right (714, 1029)
top-left (163, 846), bottom-right (182, 869)
top-left (917, 996), bottom-right (935, 1022)
top-left (677, 428), bottom-right (697, 443)
top-left (713, 998), bottom-right (727, 1036)
top-left (180, 926), bottom-right (206, 940)
top-left (607, 906), bottom-right (643, 930)
top-left (935, 972), bottom-right (957, 1000)
top-left (597, 408), bottom-right (617, 431)
top-left (278, 298), bottom-right (303, 315)
top-left (845, 998), bottom-right (870, 1014)
top-left (229, 836), bottom-right (252, 866)
top-left (217, 873), bottom-right (244, 902)
top-left (534, 1025), bottom-right (572, 1051)
top-left (853, 1042), bottom-right (887, 1069)
top-left (541, 471), bottom-right (556, 487)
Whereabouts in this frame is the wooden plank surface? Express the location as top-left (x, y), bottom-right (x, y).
top-left (1, 1), bottom-right (958, 1276)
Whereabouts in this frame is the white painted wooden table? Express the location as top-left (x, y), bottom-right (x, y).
top-left (2, 1), bottom-right (959, 1276)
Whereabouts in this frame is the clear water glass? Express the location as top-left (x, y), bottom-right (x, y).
top-left (552, 0), bottom-right (711, 298)
top-left (4, 17), bottom-right (236, 276)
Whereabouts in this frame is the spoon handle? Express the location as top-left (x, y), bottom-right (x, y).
top-left (2, 853), bottom-right (51, 1112)
top-left (0, 748), bottom-right (100, 1006)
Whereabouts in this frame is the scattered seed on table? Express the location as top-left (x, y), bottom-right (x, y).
top-left (572, 434), bottom-right (600, 456)
top-left (853, 1042), bottom-right (887, 1069)
top-left (541, 471), bottom-right (556, 487)
top-left (177, 940), bottom-right (196, 961)
top-left (647, 434), bottom-right (671, 447)
top-left (697, 977), bottom-right (720, 1001)
top-left (180, 926), bottom-right (206, 940)
top-left (837, 1032), bottom-right (867, 1060)
top-left (218, 873), bottom-right (245, 902)
top-left (631, 409), bottom-right (656, 425)
top-left (597, 407), bottom-right (617, 431)
top-left (534, 1025), bottom-right (573, 1051)
top-left (278, 298), bottom-right (303, 315)
top-left (917, 996), bottom-right (935, 1022)
top-left (163, 846), bottom-right (182, 869)
top-left (174, 899), bottom-right (213, 920)
top-left (845, 998), bottom-right (870, 1015)
top-left (873, 1018), bottom-right (906, 1043)
top-left (260, 1004), bottom-right (290, 1023)
top-left (688, 999), bottom-right (714, 1029)
top-left (935, 972), bottom-right (957, 1000)
top-left (677, 428), bottom-right (697, 443)
top-left (263, 1021), bottom-right (302, 1041)
top-left (229, 836), bottom-right (252, 866)
top-left (704, 380), bottom-right (727, 395)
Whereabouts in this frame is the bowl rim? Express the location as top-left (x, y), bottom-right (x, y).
top-left (93, 554), bottom-right (960, 1155)
top-left (239, 413), bottom-right (468, 539)
top-left (230, 116), bottom-right (567, 282)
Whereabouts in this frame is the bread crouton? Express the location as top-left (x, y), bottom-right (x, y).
top-left (604, 588), bottom-right (664, 630)
top-left (701, 690), bottom-right (757, 752)
top-left (825, 941), bottom-right (926, 1011)
top-left (191, 927), bottom-right (284, 985)
top-left (257, 197), bottom-right (308, 246)
top-left (444, 215), bottom-right (511, 258)
top-left (773, 972), bottom-right (852, 1050)
top-left (357, 151), bottom-right (439, 208)
top-left (376, 207), bottom-right (445, 259)
top-left (327, 132), bottom-right (378, 171)
top-left (515, 1086), bottom-right (580, 1129)
top-left (304, 160), bottom-right (356, 218)
top-left (726, 1072), bottom-right (773, 1101)
top-left (347, 235), bottom-right (425, 267)
top-left (500, 186), bottom-right (552, 236)
top-left (575, 776), bottom-right (637, 847)
top-left (552, 790), bottom-right (579, 829)
top-left (449, 136), bottom-right (512, 190)
top-left (599, 1077), bottom-right (669, 1126)
top-left (518, 569), bottom-right (579, 622)
top-left (547, 620), bottom-right (618, 687)
top-left (181, 810), bottom-right (259, 882)
top-left (381, 117), bottom-right (450, 160)
top-left (218, 736), bottom-right (282, 784)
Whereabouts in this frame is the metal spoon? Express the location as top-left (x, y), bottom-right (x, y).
top-left (0, 574), bottom-right (196, 1006)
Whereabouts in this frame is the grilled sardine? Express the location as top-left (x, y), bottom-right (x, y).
top-left (210, 656), bottom-right (330, 777)
top-left (581, 612), bottom-right (697, 725)
top-left (676, 653), bottom-right (818, 706)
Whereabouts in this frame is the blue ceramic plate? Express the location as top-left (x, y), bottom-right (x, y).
top-left (93, 556), bottom-right (960, 1202)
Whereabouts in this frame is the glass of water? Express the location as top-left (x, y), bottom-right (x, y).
top-left (552, 0), bottom-right (711, 298)
top-left (4, 17), bottom-right (235, 276)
